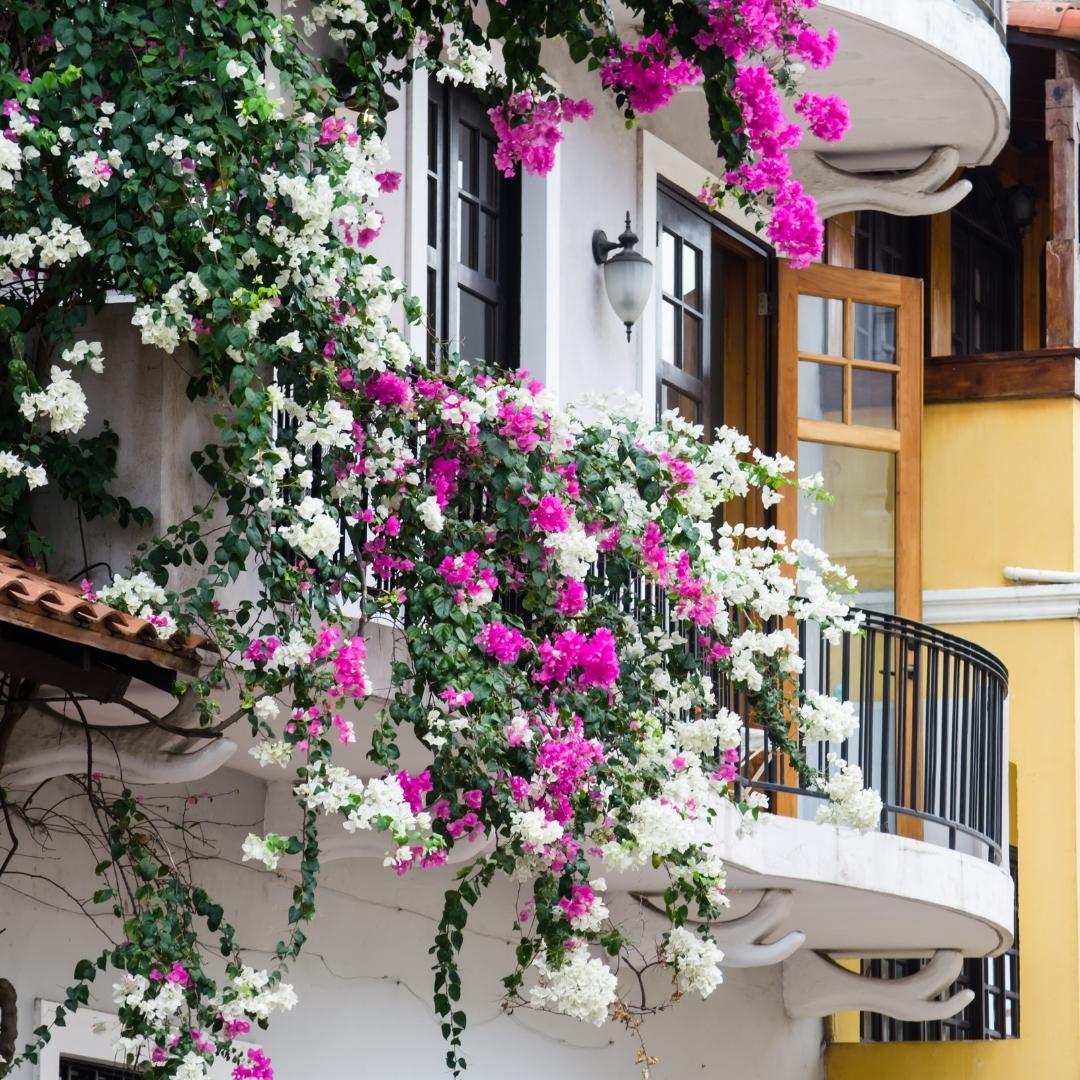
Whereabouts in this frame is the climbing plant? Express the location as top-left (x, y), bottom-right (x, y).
top-left (0, 2), bottom-right (869, 1077)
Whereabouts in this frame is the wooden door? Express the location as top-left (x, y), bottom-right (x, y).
top-left (777, 262), bottom-right (923, 620)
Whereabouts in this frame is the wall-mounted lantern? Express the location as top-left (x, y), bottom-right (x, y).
top-left (1004, 183), bottom-right (1037, 237)
top-left (593, 212), bottom-right (654, 341)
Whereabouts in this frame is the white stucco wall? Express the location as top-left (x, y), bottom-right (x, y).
top-left (0, 770), bottom-right (825, 1080)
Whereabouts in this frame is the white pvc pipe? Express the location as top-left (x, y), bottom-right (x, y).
top-left (1003, 566), bottom-right (1080, 584)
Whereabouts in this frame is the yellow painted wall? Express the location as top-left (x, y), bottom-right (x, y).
top-left (922, 399), bottom-right (1079, 590)
top-left (827, 398), bottom-right (1080, 1079)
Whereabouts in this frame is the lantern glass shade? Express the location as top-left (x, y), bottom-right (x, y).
top-left (603, 250), bottom-right (654, 337)
top-left (1005, 183), bottom-right (1036, 235)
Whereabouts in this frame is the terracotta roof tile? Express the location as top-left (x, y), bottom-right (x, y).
top-left (1009, 2), bottom-right (1080, 38)
top-left (0, 550), bottom-right (214, 674)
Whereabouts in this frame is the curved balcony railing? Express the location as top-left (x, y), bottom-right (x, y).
top-left (732, 609), bottom-right (1009, 864)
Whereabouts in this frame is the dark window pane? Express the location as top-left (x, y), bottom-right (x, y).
top-left (798, 360), bottom-right (843, 422)
top-left (682, 242), bottom-right (701, 310)
top-left (458, 288), bottom-right (495, 363)
top-left (428, 101), bottom-right (440, 174)
top-left (427, 266), bottom-right (439, 365)
top-left (683, 311), bottom-right (702, 379)
top-left (479, 209), bottom-right (497, 279)
top-left (459, 198), bottom-right (477, 269)
top-left (61, 1058), bottom-right (141, 1080)
top-left (662, 382), bottom-right (700, 424)
top-left (854, 211), bottom-right (924, 277)
top-left (851, 367), bottom-right (896, 428)
top-left (482, 134), bottom-right (498, 205)
top-left (427, 175), bottom-right (438, 249)
top-left (950, 170), bottom-right (1018, 355)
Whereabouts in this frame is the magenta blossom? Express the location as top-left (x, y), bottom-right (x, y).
top-left (475, 621), bottom-right (530, 664)
top-left (375, 169), bottom-right (401, 193)
top-left (365, 371), bottom-right (413, 410)
top-left (530, 494), bottom-right (570, 533)
top-left (794, 92), bottom-right (850, 143)
top-left (487, 92), bottom-right (593, 178)
top-left (600, 32), bottom-right (702, 114)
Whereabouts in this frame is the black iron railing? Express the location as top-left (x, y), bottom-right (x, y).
top-left (735, 609), bottom-right (1009, 863)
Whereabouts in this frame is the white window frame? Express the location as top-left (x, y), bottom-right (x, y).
top-left (36, 1000), bottom-right (239, 1080)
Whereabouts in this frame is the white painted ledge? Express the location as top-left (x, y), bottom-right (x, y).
top-left (923, 583), bottom-right (1080, 624)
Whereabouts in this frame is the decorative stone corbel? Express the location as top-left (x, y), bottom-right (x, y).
top-left (0, 691), bottom-right (236, 789)
top-left (794, 146), bottom-right (972, 219)
top-left (708, 890), bottom-right (807, 969)
top-left (633, 889), bottom-right (806, 968)
top-left (783, 949), bottom-right (974, 1021)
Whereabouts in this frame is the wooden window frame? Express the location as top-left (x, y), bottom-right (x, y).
top-left (655, 186), bottom-right (719, 431)
top-left (426, 83), bottom-right (521, 369)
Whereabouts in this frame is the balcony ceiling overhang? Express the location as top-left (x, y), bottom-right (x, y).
top-left (630, 0), bottom-right (1010, 217)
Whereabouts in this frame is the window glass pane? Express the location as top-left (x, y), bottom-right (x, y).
top-left (660, 299), bottom-right (678, 367)
top-left (61, 1059), bottom-right (141, 1080)
top-left (481, 134), bottom-right (498, 206)
top-left (798, 360), bottom-right (843, 422)
top-left (661, 230), bottom-right (678, 296)
top-left (853, 303), bottom-right (898, 363)
top-left (798, 441), bottom-right (895, 611)
top-left (457, 123), bottom-right (477, 193)
top-left (427, 175), bottom-right (438, 249)
top-left (682, 242), bottom-right (701, 309)
top-left (683, 312), bottom-right (702, 379)
top-left (479, 209), bottom-right (497, 279)
top-left (457, 287), bottom-right (495, 363)
top-left (428, 101), bottom-right (439, 173)
top-left (458, 198), bottom-right (477, 269)
top-left (427, 266), bottom-right (439, 365)
top-left (662, 382), bottom-right (700, 425)
top-left (798, 294), bottom-right (844, 356)
top-left (851, 367), bottom-right (896, 429)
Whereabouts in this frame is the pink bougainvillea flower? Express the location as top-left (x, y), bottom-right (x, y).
top-left (600, 31), bottom-right (702, 114)
top-left (487, 92), bottom-right (593, 178)
top-left (794, 92), bottom-right (850, 143)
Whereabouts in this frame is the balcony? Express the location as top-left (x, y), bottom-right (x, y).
top-left (735, 609), bottom-right (1009, 864)
top-left (627, 0), bottom-right (1010, 220)
top-left (624, 608), bottom-right (1016, 1006)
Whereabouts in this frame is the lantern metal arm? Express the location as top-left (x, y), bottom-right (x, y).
top-left (592, 213), bottom-right (640, 265)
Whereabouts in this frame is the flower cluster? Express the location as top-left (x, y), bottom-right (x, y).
top-left (487, 93), bottom-right (594, 178)
top-left (696, 1), bottom-right (848, 265)
top-left (600, 32), bottom-right (703, 114)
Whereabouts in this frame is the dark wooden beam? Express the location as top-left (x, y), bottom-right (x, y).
top-left (1045, 76), bottom-right (1080, 345)
top-left (925, 347), bottom-right (1080, 403)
